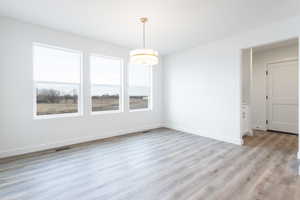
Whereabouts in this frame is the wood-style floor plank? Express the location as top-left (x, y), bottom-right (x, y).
top-left (0, 128), bottom-right (299, 200)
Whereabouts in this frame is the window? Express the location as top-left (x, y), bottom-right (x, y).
top-left (90, 55), bottom-right (123, 113)
top-left (128, 64), bottom-right (152, 110)
top-left (33, 44), bottom-right (82, 118)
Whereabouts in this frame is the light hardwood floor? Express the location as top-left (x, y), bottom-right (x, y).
top-left (0, 128), bottom-right (299, 200)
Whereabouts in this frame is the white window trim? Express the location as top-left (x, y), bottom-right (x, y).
top-left (32, 43), bottom-right (83, 119)
top-left (129, 108), bottom-right (153, 113)
top-left (89, 54), bottom-right (124, 115)
top-left (129, 66), bottom-right (153, 112)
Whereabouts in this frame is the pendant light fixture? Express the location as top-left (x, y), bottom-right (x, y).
top-left (129, 17), bottom-right (159, 66)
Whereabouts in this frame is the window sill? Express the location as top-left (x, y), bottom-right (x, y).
top-left (129, 108), bottom-right (152, 113)
top-left (33, 113), bottom-right (82, 120)
top-left (90, 110), bottom-right (122, 115)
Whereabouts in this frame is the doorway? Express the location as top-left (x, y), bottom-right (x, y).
top-left (241, 38), bottom-right (299, 138)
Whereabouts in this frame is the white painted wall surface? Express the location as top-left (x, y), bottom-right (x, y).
top-left (241, 49), bottom-right (251, 104)
top-left (241, 49), bottom-right (252, 137)
top-left (0, 17), bottom-right (162, 158)
top-left (252, 44), bottom-right (298, 130)
top-left (163, 16), bottom-right (300, 145)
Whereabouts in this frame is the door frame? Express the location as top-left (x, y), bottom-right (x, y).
top-left (239, 37), bottom-right (299, 139)
top-left (265, 57), bottom-right (299, 132)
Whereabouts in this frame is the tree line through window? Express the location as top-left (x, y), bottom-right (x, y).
top-left (33, 43), bottom-right (152, 118)
top-left (36, 83), bottom-right (79, 115)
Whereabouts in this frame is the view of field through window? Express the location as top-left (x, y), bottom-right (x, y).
top-left (129, 64), bottom-right (152, 110)
top-left (34, 44), bottom-right (81, 116)
top-left (36, 84), bottom-right (79, 115)
top-left (34, 44), bottom-right (153, 117)
top-left (90, 55), bottom-right (122, 112)
top-left (91, 85), bottom-right (120, 112)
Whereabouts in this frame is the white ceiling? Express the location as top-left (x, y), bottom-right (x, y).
top-left (0, 0), bottom-right (299, 55)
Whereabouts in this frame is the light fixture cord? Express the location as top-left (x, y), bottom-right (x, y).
top-left (143, 21), bottom-right (146, 48)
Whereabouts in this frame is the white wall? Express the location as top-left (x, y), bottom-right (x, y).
top-left (252, 44), bottom-right (298, 130)
top-left (241, 49), bottom-right (251, 104)
top-left (0, 17), bottom-right (163, 158)
top-left (163, 16), bottom-right (300, 146)
top-left (241, 49), bottom-right (252, 137)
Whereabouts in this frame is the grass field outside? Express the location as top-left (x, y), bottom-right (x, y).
top-left (37, 96), bottom-right (149, 115)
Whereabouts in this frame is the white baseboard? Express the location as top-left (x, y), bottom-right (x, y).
top-left (0, 123), bottom-right (163, 159)
top-left (252, 124), bottom-right (267, 131)
top-left (163, 122), bottom-right (243, 146)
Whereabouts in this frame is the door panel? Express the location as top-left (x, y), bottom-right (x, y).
top-left (267, 60), bottom-right (298, 134)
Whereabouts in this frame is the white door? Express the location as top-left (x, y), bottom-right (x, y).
top-left (267, 59), bottom-right (298, 134)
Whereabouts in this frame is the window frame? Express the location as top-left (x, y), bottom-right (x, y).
top-left (32, 43), bottom-right (83, 119)
top-left (128, 65), bottom-right (153, 112)
top-left (89, 53), bottom-right (124, 115)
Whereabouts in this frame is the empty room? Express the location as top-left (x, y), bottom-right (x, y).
top-left (0, 0), bottom-right (300, 199)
